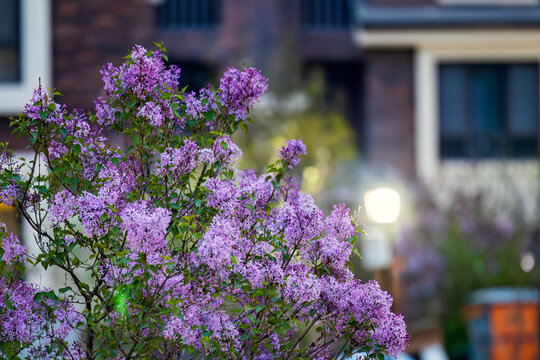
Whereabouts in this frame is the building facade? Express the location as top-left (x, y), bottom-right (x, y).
top-left (3, 0), bottom-right (539, 183)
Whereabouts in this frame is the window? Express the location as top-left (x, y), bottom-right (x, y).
top-left (0, 0), bottom-right (20, 82)
top-left (157, 0), bottom-right (221, 29)
top-left (439, 63), bottom-right (539, 159)
top-left (0, 0), bottom-right (51, 115)
top-left (301, 0), bottom-right (353, 28)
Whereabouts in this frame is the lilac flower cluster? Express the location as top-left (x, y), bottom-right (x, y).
top-left (99, 45), bottom-right (183, 129)
top-left (212, 135), bottom-right (242, 169)
top-left (0, 280), bottom-right (42, 344)
top-left (120, 201), bottom-right (171, 253)
top-left (23, 85), bottom-right (66, 124)
top-left (183, 88), bottom-right (218, 128)
top-left (320, 278), bottom-right (408, 357)
top-left (279, 139), bottom-right (307, 169)
top-left (1, 232), bottom-right (26, 264)
top-left (0, 276), bottom-right (82, 358)
top-left (199, 166), bottom-right (408, 357)
top-left (0, 182), bottom-right (20, 206)
top-left (219, 67), bottom-right (268, 120)
top-left (157, 138), bottom-right (199, 177)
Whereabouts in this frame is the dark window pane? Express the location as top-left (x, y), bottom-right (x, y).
top-left (473, 136), bottom-right (505, 158)
top-left (301, 0), bottom-right (351, 28)
top-left (440, 138), bottom-right (468, 159)
top-left (158, 0), bottom-right (220, 28)
top-left (438, 63), bottom-right (539, 160)
top-left (170, 61), bottom-right (213, 91)
top-left (0, 0), bottom-right (18, 43)
top-left (508, 64), bottom-right (538, 136)
top-left (471, 65), bottom-right (505, 135)
top-left (440, 65), bottom-right (467, 136)
top-left (0, 0), bottom-right (19, 82)
top-left (509, 137), bottom-right (538, 158)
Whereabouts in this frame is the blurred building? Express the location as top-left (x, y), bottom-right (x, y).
top-left (2, 0), bottom-right (540, 182)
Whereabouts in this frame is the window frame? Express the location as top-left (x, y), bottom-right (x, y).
top-left (414, 43), bottom-right (540, 182)
top-left (0, 0), bottom-right (51, 115)
top-left (438, 62), bottom-right (539, 160)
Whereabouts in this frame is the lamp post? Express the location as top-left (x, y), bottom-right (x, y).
top-left (362, 187), bottom-right (401, 295)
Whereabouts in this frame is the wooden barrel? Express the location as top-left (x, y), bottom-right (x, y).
top-left (465, 288), bottom-right (539, 360)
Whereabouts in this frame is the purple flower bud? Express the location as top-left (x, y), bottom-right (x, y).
top-left (279, 139), bottom-right (307, 169)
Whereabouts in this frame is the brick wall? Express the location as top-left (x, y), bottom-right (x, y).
top-left (363, 51), bottom-right (416, 180)
top-left (53, 0), bottom-right (155, 109)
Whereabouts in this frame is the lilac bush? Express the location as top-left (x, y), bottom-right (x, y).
top-left (0, 44), bottom-right (408, 359)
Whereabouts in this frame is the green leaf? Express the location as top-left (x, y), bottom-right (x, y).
top-left (352, 247), bottom-right (362, 260)
top-left (239, 123), bottom-right (248, 134)
top-left (204, 111), bottom-right (216, 122)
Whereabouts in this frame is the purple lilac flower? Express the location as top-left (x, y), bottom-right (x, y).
top-left (120, 201), bottom-right (171, 253)
top-left (184, 91), bottom-right (204, 119)
top-left (0, 182), bottom-right (20, 206)
top-left (77, 191), bottom-right (117, 237)
top-left (53, 300), bottom-right (83, 338)
top-left (22, 85), bottom-right (66, 124)
top-left (119, 45), bottom-right (165, 99)
top-left (100, 62), bottom-right (120, 98)
top-left (1, 231), bottom-right (26, 264)
top-left (137, 101), bottom-right (164, 126)
top-left (283, 266), bottom-right (321, 304)
top-left (0, 148), bottom-right (17, 172)
top-left (212, 135), bottom-right (242, 169)
top-left (200, 88), bottom-right (218, 128)
top-left (203, 178), bottom-right (240, 210)
top-left (267, 192), bottom-right (323, 248)
top-left (158, 138), bottom-right (199, 177)
top-left (164, 308), bottom-right (203, 349)
top-left (98, 156), bottom-right (137, 201)
top-left (198, 148), bottom-right (215, 165)
top-left (306, 236), bottom-right (352, 277)
top-left (219, 67), bottom-right (268, 120)
top-left (205, 311), bottom-right (239, 350)
top-left (321, 278), bottom-right (409, 358)
top-left (94, 96), bottom-right (115, 126)
top-left (325, 203), bottom-right (355, 240)
top-left (163, 64), bottom-right (181, 90)
top-left (279, 139), bottom-right (307, 169)
top-left (196, 215), bottom-right (241, 270)
top-left (183, 88), bottom-right (218, 127)
top-left (0, 280), bottom-right (42, 344)
top-left (48, 140), bottom-right (69, 159)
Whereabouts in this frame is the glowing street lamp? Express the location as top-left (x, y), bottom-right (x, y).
top-left (364, 187), bottom-right (401, 224)
top-left (361, 186), bottom-right (401, 274)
